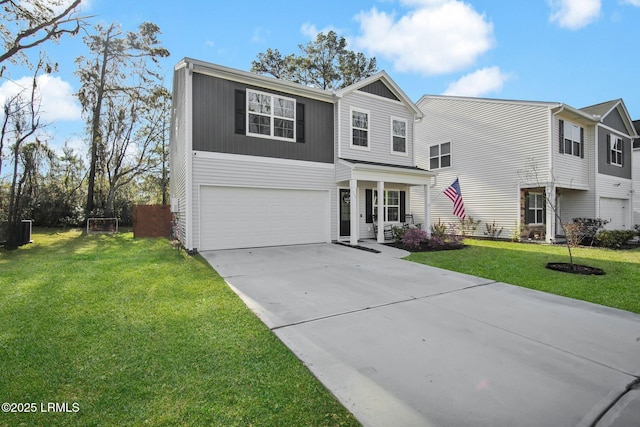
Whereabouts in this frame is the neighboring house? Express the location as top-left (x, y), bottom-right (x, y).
top-left (411, 96), bottom-right (637, 242)
top-left (170, 58), bottom-right (434, 252)
top-left (633, 120), bottom-right (640, 225)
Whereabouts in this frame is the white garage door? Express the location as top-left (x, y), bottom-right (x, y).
top-left (599, 197), bottom-right (629, 230)
top-left (200, 186), bottom-right (330, 250)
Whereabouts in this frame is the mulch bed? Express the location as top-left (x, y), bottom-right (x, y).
top-left (546, 262), bottom-right (605, 275)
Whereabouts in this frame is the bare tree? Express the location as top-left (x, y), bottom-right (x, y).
top-left (1, 60), bottom-right (48, 247)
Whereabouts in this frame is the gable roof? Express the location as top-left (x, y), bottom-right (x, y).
top-left (335, 71), bottom-right (423, 118)
top-left (580, 99), bottom-right (637, 137)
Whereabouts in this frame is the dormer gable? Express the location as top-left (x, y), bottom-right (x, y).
top-left (336, 71), bottom-right (422, 119)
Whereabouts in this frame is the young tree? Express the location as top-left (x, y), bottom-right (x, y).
top-left (251, 31), bottom-right (378, 90)
top-left (75, 22), bottom-right (170, 217)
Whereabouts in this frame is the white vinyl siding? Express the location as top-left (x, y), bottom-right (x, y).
top-left (339, 91), bottom-right (414, 167)
top-left (553, 116), bottom-right (592, 190)
top-left (191, 152), bottom-right (336, 250)
top-left (414, 96), bottom-right (551, 237)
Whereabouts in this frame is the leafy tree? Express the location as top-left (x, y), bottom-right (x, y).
top-left (75, 22), bottom-right (170, 217)
top-left (0, 0), bottom-right (86, 74)
top-left (251, 31), bottom-right (378, 90)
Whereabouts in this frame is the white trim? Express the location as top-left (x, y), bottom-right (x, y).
top-left (185, 66), bottom-right (194, 251)
top-left (390, 116), bottom-right (408, 156)
top-left (350, 107), bottom-right (371, 151)
top-left (192, 150), bottom-right (335, 169)
top-left (337, 98), bottom-right (342, 159)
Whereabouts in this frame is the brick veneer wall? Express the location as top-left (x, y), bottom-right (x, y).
top-left (133, 205), bottom-right (171, 238)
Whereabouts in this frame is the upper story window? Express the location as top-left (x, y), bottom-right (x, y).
top-left (559, 119), bottom-right (583, 158)
top-left (429, 142), bottom-right (451, 169)
top-left (391, 118), bottom-right (407, 155)
top-left (609, 134), bottom-right (624, 166)
top-left (247, 89), bottom-right (295, 141)
top-left (351, 109), bottom-right (369, 149)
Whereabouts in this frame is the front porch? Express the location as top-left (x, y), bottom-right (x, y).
top-left (336, 159), bottom-right (435, 246)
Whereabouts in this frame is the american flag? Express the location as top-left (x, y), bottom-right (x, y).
top-left (443, 178), bottom-right (466, 219)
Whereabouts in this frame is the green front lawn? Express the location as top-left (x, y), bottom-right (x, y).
top-left (0, 229), bottom-right (358, 426)
top-left (406, 239), bottom-right (640, 314)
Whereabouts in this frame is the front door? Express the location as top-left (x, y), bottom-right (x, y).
top-left (339, 189), bottom-right (350, 237)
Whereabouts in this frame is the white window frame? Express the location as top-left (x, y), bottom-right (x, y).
top-left (429, 142), bottom-right (451, 170)
top-left (610, 135), bottom-right (623, 166)
top-left (563, 121), bottom-right (582, 157)
top-left (351, 108), bottom-right (370, 150)
top-left (390, 117), bottom-right (408, 156)
top-left (246, 89), bottom-right (296, 142)
top-left (373, 190), bottom-right (400, 223)
top-left (527, 192), bottom-right (544, 225)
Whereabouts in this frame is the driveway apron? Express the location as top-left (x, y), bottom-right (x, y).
top-left (200, 243), bottom-right (640, 427)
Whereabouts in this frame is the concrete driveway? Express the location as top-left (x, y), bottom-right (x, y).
top-left (200, 243), bottom-right (640, 427)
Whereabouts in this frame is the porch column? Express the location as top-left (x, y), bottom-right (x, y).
top-left (424, 183), bottom-right (431, 237)
top-left (545, 185), bottom-right (556, 243)
top-left (377, 180), bottom-right (385, 243)
top-left (350, 179), bottom-right (358, 246)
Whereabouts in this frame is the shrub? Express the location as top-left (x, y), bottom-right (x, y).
top-left (391, 225), bottom-right (406, 244)
top-left (458, 216), bottom-right (480, 237)
top-left (484, 220), bottom-right (503, 240)
top-left (594, 230), bottom-right (636, 249)
top-left (401, 228), bottom-right (429, 249)
top-left (430, 219), bottom-right (448, 238)
top-left (570, 218), bottom-right (609, 246)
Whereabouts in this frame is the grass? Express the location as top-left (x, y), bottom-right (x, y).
top-left (0, 229), bottom-right (359, 427)
top-left (406, 239), bottom-right (640, 314)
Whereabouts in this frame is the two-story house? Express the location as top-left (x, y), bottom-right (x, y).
top-left (170, 58), bottom-right (434, 252)
top-left (411, 95), bottom-right (637, 242)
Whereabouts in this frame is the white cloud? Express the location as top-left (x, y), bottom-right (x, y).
top-left (620, 0), bottom-right (640, 6)
top-left (300, 22), bottom-right (342, 39)
top-left (548, 0), bottom-right (601, 29)
top-left (353, 0), bottom-right (494, 75)
top-left (0, 74), bottom-right (81, 123)
top-left (443, 67), bottom-right (511, 97)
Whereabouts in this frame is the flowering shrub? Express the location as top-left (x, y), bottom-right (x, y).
top-left (401, 228), bottom-right (429, 249)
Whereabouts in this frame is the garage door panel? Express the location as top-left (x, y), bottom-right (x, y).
top-left (200, 186), bottom-right (329, 250)
top-left (599, 197), bottom-right (628, 230)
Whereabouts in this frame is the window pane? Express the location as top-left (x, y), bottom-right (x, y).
top-left (248, 114), bottom-right (270, 135)
top-left (441, 142), bottom-right (451, 154)
top-left (353, 111), bottom-right (368, 129)
top-left (387, 191), bottom-right (399, 205)
top-left (274, 119), bottom-right (294, 139)
top-left (353, 129), bottom-right (368, 146)
top-left (441, 155), bottom-right (451, 168)
top-left (536, 210), bottom-right (543, 224)
top-left (430, 145), bottom-right (439, 157)
top-left (573, 141), bottom-right (580, 157)
top-left (248, 92), bottom-right (270, 114)
top-left (528, 193), bottom-right (537, 208)
top-left (430, 158), bottom-right (440, 169)
top-left (564, 138), bottom-right (572, 154)
top-left (393, 120), bottom-right (406, 137)
top-left (393, 136), bottom-right (406, 152)
top-left (274, 98), bottom-right (294, 119)
top-left (387, 207), bottom-right (399, 222)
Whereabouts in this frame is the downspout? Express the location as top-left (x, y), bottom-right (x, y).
top-left (185, 61), bottom-right (195, 252)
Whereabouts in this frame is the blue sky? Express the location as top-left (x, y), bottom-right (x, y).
top-left (2, 0), bottom-right (640, 154)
